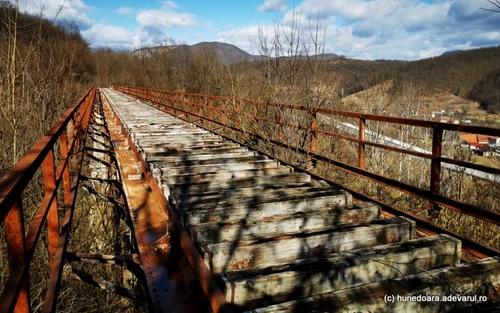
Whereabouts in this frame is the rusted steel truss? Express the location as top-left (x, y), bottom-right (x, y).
top-left (58, 93), bottom-right (147, 310)
top-left (0, 88), bottom-right (96, 313)
top-left (114, 85), bottom-right (500, 259)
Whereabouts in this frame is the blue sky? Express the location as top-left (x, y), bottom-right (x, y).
top-left (12, 0), bottom-right (500, 60)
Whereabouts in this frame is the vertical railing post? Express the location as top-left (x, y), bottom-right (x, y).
top-left (430, 127), bottom-right (443, 195)
top-left (42, 149), bottom-right (59, 268)
top-left (358, 118), bottom-right (366, 169)
top-left (59, 130), bottom-right (71, 204)
top-left (310, 110), bottom-right (317, 154)
top-left (221, 102), bottom-right (226, 125)
top-left (209, 99), bottom-right (214, 121)
top-left (199, 97), bottom-right (204, 118)
top-left (183, 95), bottom-right (189, 119)
top-left (253, 103), bottom-right (259, 131)
top-left (235, 101), bottom-right (241, 130)
top-left (278, 111), bottom-right (284, 142)
top-left (5, 198), bottom-right (30, 313)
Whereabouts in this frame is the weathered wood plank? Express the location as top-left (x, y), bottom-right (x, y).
top-left (177, 191), bottom-right (352, 225)
top-left (221, 234), bottom-right (461, 309)
top-left (171, 186), bottom-right (349, 208)
top-left (156, 166), bottom-right (292, 187)
top-left (152, 160), bottom-right (281, 177)
top-left (189, 202), bottom-right (380, 244)
top-left (165, 173), bottom-right (311, 196)
top-left (145, 151), bottom-right (257, 163)
top-left (202, 217), bottom-right (416, 273)
top-left (175, 190), bottom-right (352, 225)
top-left (248, 257), bottom-right (500, 313)
top-left (150, 155), bottom-right (269, 168)
top-left (140, 142), bottom-right (238, 151)
top-left (135, 134), bottom-right (220, 143)
top-left (137, 138), bottom-right (226, 147)
top-left (141, 144), bottom-right (242, 156)
top-left (132, 130), bottom-right (209, 136)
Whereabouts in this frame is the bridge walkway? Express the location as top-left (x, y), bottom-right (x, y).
top-left (101, 88), bottom-right (500, 313)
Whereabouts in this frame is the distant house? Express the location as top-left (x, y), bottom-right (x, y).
top-left (459, 133), bottom-right (500, 156)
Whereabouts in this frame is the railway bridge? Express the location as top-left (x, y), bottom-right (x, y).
top-left (0, 87), bottom-right (499, 313)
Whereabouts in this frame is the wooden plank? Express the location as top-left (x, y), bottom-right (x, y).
top-left (203, 217), bottom-right (415, 273)
top-left (150, 155), bottom-right (268, 168)
top-left (140, 144), bottom-right (241, 155)
top-left (222, 235), bottom-right (461, 308)
top-left (140, 142), bottom-right (240, 151)
top-left (135, 134), bottom-right (220, 143)
top-left (190, 202), bottom-right (380, 244)
top-left (178, 191), bottom-right (352, 225)
top-left (249, 257), bottom-right (500, 313)
top-left (152, 160), bottom-right (281, 177)
top-left (155, 166), bottom-right (291, 186)
top-left (144, 151), bottom-right (257, 163)
top-left (132, 130), bottom-right (209, 136)
top-left (171, 187), bottom-right (349, 208)
top-left (167, 173), bottom-right (311, 196)
top-left (137, 138), bottom-right (225, 146)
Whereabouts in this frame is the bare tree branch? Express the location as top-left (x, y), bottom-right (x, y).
top-left (480, 0), bottom-right (500, 13)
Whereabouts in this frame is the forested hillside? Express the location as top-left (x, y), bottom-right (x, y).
top-left (0, 1), bottom-right (93, 175)
top-left (2, 0), bottom-right (500, 174)
top-left (92, 44), bottom-right (500, 113)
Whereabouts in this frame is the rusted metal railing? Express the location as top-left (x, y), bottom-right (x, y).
top-left (115, 85), bottom-right (500, 259)
top-left (0, 87), bottom-right (96, 313)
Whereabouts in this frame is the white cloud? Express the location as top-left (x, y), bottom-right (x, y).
top-left (133, 25), bottom-right (173, 48)
top-left (116, 6), bottom-right (134, 15)
top-left (136, 1), bottom-right (198, 28)
top-left (218, 25), bottom-right (264, 54)
top-left (13, 0), bottom-right (500, 59)
top-left (82, 23), bottom-right (135, 48)
top-left (259, 0), bottom-right (288, 12)
top-left (137, 9), bottom-right (198, 28)
top-left (269, 0), bottom-right (500, 60)
top-left (14, 0), bottom-right (92, 28)
top-left (134, 1), bottom-right (198, 48)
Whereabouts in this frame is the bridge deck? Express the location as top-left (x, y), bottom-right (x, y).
top-left (101, 88), bottom-right (500, 313)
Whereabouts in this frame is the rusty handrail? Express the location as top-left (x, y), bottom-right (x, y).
top-left (0, 87), bottom-right (96, 313)
top-left (115, 85), bottom-right (500, 254)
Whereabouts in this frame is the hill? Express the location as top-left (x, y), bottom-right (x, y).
top-left (132, 41), bottom-right (342, 65)
top-left (126, 42), bottom-right (500, 113)
top-left (325, 46), bottom-right (500, 114)
top-left (441, 50), bottom-right (463, 56)
top-left (191, 41), bottom-right (256, 64)
top-left (132, 41), bottom-right (256, 65)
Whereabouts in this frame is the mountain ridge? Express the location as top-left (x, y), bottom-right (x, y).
top-left (132, 41), bottom-right (339, 64)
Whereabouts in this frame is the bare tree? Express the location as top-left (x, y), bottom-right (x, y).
top-left (481, 0), bottom-right (500, 13)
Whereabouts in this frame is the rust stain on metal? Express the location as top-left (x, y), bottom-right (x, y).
top-left (100, 91), bottom-right (181, 312)
top-left (0, 88), bottom-right (95, 313)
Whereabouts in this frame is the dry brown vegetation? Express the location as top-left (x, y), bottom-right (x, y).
top-left (0, 3), bottom-right (139, 311)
